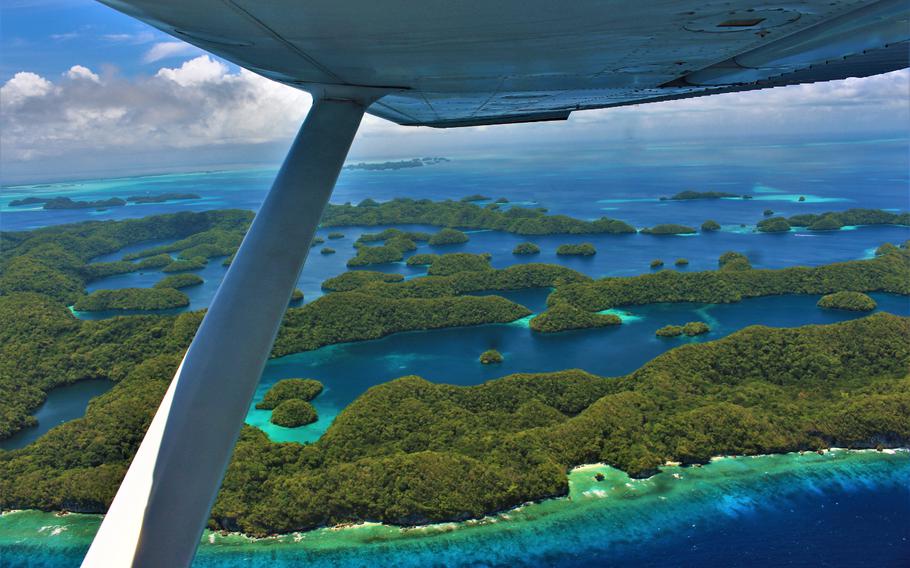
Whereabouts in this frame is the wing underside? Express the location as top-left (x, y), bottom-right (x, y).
top-left (96, 0), bottom-right (909, 125)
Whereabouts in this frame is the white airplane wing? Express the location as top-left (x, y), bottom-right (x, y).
top-left (99, 0), bottom-right (909, 127)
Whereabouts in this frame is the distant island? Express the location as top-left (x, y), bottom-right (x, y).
top-left (344, 157), bottom-right (449, 171)
top-left (660, 190), bottom-right (740, 201)
top-left (9, 193), bottom-right (200, 209)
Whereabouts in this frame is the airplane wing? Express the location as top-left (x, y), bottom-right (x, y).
top-left (99, 0), bottom-right (909, 127)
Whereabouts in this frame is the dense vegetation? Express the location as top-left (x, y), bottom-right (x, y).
top-left (701, 220), bottom-right (721, 232)
top-left (512, 242), bottom-right (541, 255)
top-left (154, 274), bottom-right (204, 289)
top-left (675, 258), bottom-right (689, 266)
top-left (543, 248), bottom-right (909, 316)
top-left (655, 321), bottom-right (710, 337)
top-left (256, 379), bottom-right (324, 410)
top-left (161, 257), bottom-right (209, 273)
top-left (321, 271), bottom-right (405, 292)
top-left (650, 259), bottom-right (664, 269)
top-left (817, 291), bottom-right (877, 312)
top-left (428, 228), bottom-right (469, 246)
top-left (757, 217), bottom-right (791, 233)
top-left (321, 247), bottom-right (336, 255)
top-left (479, 350), bottom-right (503, 364)
top-left (529, 302), bottom-right (621, 333)
top-left (640, 224), bottom-right (697, 235)
top-left (327, 232), bottom-right (344, 239)
top-left (783, 208), bottom-right (909, 231)
top-left (426, 253), bottom-right (492, 276)
top-left (556, 243), bottom-right (596, 256)
top-left (321, 198), bottom-right (635, 235)
top-left (73, 288), bottom-right (190, 312)
top-left (270, 400), bottom-right (318, 427)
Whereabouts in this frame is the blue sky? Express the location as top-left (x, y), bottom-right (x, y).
top-left (2, 1), bottom-right (908, 184)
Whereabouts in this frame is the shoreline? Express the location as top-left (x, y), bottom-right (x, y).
top-left (3, 447), bottom-right (906, 542)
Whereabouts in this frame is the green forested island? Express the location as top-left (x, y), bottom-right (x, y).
top-left (817, 291), bottom-right (877, 311)
top-left (270, 400), bottom-right (318, 428)
top-left (321, 198), bottom-right (635, 235)
top-left (641, 224), bottom-right (697, 235)
top-left (513, 242), bottom-right (541, 255)
top-left (256, 379), bottom-right (324, 410)
top-left (1, 208), bottom-right (909, 539)
top-left (556, 243), bottom-right (596, 256)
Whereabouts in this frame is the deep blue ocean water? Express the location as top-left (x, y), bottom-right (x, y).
top-left (1, 135), bottom-right (909, 566)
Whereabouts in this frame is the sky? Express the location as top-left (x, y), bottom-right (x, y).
top-left (2, 0), bottom-right (909, 184)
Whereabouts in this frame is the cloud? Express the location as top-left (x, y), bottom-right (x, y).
top-left (65, 65), bottom-right (100, 83)
top-left (0, 71), bottom-right (55, 107)
top-left (0, 56), bottom-right (906, 183)
top-left (143, 41), bottom-right (200, 63)
top-left (102, 31), bottom-right (156, 44)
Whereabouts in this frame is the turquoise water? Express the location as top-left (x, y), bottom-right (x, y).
top-left (0, 379), bottom-right (113, 451)
top-left (247, 292), bottom-right (909, 445)
top-left (2, 450), bottom-right (907, 567)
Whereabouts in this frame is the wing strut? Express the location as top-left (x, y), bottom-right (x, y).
top-left (82, 97), bottom-right (366, 567)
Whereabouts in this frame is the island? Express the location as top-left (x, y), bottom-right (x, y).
top-left (460, 194), bottom-right (491, 202)
top-left (162, 257), bottom-right (207, 273)
top-left (320, 197), bottom-right (636, 236)
top-left (650, 259), bottom-right (664, 269)
top-left (343, 157), bottom-right (449, 171)
top-left (256, 378), bottom-right (324, 410)
top-left (1, 209), bottom-right (908, 539)
top-left (655, 322), bottom-right (709, 337)
top-left (512, 242), bottom-right (541, 255)
top-left (327, 232), bottom-right (345, 239)
top-left (662, 190), bottom-right (740, 200)
top-left (674, 258), bottom-right (689, 266)
top-left (270, 399), bottom-right (318, 427)
top-left (757, 217), bottom-right (791, 233)
top-left (290, 289), bottom-right (304, 302)
top-left (43, 197), bottom-right (127, 210)
top-left (8, 197), bottom-right (49, 207)
top-left (640, 224), bottom-right (697, 235)
top-left (479, 349), bottom-right (503, 364)
top-left (126, 193), bottom-right (200, 204)
top-left (701, 220), bottom-right (721, 232)
top-left (529, 302), bottom-right (621, 333)
top-left (153, 274), bottom-right (203, 289)
top-left (817, 291), bottom-right (877, 311)
top-left (428, 228), bottom-right (469, 245)
top-left (556, 243), bottom-right (596, 256)
top-left (320, 247), bottom-right (336, 255)
top-left (784, 208), bottom-right (909, 231)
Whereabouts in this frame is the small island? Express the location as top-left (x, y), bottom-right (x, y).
top-left (460, 194), bottom-right (491, 202)
top-left (162, 257), bottom-right (207, 273)
top-left (479, 349), bottom-right (503, 364)
top-left (320, 247), bottom-right (336, 255)
top-left (757, 217), bottom-right (791, 233)
top-left (405, 253), bottom-right (439, 266)
top-left (675, 258), bottom-right (689, 266)
top-left (701, 220), bottom-right (721, 232)
top-left (512, 242), bottom-right (541, 255)
top-left (641, 224), bottom-right (697, 235)
top-left (428, 228), bottom-right (469, 246)
top-left (662, 190), bottom-right (740, 200)
top-left (290, 289), bottom-right (304, 302)
top-left (655, 321), bottom-right (710, 337)
top-left (817, 291), bottom-right (877, 312)
top-left (43, 197), bottom-right (127, 210)
top-left (256, 378), bottom-right (324, 410)
top-left (530, 302), bottom-right (621, 333)
top-left (556, 243), bottom-right (596, 256)
top-left (343, 157), bottom-right (449, 171)
top-left (763, 209), bottom-right (775, 216)
top-left (327, 232), bottom-right (345, 240)
top-left (650, 259), bottom-right (664, 269)
top-left (127, 193), bottom-right (200, 204)
top-left (718, 251), bottom-right (752, 271)
top-left (153, 274), bottom-right (204, 289)
top-left (312, 236), bottom-right (326, 246)
top-left (270, 399), bottom-right (318, 428)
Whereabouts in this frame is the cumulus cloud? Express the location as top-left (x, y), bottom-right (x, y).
top-left (144, 41), bottom-right (201, 63)
top-left (0, 56), bottom-right (906, 182)
top-left (65, 65), bottom-right (100, 83)
top-left (0, 71), bottom-right (55, 107)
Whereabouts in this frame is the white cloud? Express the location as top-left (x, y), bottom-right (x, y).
top-left (103, 31), bottom-right (155, 44)
top-left (65, 65), bottom-right (100, 83)
top-left (0, 56), bottom-right (906, 182)
top-left (0, 71), bottom-right (54, 107)
top-left (144, 41), bottom-right (200, 63)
